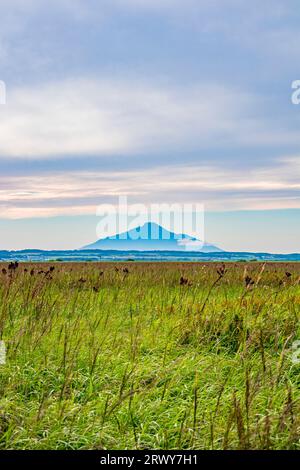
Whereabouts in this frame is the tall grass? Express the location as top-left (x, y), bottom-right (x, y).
top-left (0, 261), bottom-right (299, 449)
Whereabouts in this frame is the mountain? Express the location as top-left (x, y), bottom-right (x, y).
top-left (82, 222), bottom-right (223, 252)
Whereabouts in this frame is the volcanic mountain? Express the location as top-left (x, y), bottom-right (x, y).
top-left (82, 222), bottom-right (223, 252)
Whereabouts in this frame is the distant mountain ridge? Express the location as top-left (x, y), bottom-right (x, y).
top-left (0, 250), bottom-right (299, 262)
top-left (82, 222), bottom-right (223, 252)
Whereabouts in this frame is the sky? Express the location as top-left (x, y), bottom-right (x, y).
top-left (0, 0), bottom-right (299, 252)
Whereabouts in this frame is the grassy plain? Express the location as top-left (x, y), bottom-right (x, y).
top-left (0, 261), bottom-right (299, 450)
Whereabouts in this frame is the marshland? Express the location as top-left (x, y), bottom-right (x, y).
top-left (0, 261), bottom-right (299, 450)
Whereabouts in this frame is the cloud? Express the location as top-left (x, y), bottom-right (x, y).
top-left (0, 78), bottom-right (247, 158)
top-left (0, 77), bottom-right (299, 160)
top-left (1, 156), bottom-right (299, 218)
top-left (1, 0), bottom-right (298, 85)
top-left (0, 0), bottom-right (299, 222)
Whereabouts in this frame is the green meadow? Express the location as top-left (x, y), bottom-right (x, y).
top-left (0, 261), bottom-right (300, 450)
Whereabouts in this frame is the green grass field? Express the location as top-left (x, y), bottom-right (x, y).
top-left (0, 261), bottom-right (300, 450)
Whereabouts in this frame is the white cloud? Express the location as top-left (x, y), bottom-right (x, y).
top-left (0, 77), bottom-right (297, 159)
top-left (1, 156), bottom-right (299, 218)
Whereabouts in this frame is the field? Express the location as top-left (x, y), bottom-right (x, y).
top-left (0, 261), bottom-right (300, 450)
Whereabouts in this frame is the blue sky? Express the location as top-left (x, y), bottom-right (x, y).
top-left (0, 0), bottom-right (299, 252)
